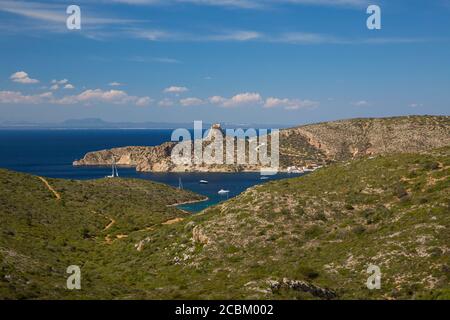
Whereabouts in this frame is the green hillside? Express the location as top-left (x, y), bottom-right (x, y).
top-left (0, 171), bottom-right (204, 299)
top-left (1, 147), bottom-right (449, 299)
top-left (189, 147), bottom-right (450, 299)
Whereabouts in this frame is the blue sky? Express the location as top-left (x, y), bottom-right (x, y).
top-left (0, 0), bottom-right (449, 125)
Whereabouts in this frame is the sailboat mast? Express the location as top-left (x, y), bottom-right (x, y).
top-left (112, 161), bottom-right (115, 176)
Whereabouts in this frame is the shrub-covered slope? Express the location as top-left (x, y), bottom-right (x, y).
top-left (1, 147), bottom-right (449, 299)
top-left (0, 170), bottom-right (204, 299)
top-left (182, 147), bottom-right (450, 299)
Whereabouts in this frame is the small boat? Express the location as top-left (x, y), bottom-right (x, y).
top-left (199, 180), bottom-right (209, 184)
top-left (287, 166), bottom-right (303, 174)
top-left (106, 158), bottom-right (119, 178)
top-left (218, 189), bottom-right (230, 195)
top-left (260, 176), bottom-right (269, 180)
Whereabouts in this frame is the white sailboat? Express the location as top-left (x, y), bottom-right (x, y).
top-left (199, 180), bottom-right (209, 184)
top-left (106, 158), bottom-right (119, 178)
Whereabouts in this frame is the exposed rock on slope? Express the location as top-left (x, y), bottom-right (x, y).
top-left (284, 116), bottom-right (450, 160)
top-left (73, 116), bottom-right (450, 172)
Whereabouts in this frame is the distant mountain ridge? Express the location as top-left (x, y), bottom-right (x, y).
top-left (0, 118), bottom-right (289, 130)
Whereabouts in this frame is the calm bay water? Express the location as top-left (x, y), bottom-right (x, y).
top-left (0, 129), bottom-right (301, 211)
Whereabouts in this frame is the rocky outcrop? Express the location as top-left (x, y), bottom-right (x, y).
top-left (74, 124), bottom-right (266, 172)
top-left (74, 116), bottom-right (450, 172)
top-left (269, 278), bottom-right (337, 300)
top-left (73, 143), bottom-right (175, 168)
top-left (192, 225), bottom-right (209, 245)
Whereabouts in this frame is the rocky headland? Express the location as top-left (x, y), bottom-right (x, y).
top-left (73, 115), bottom-right (450, 173)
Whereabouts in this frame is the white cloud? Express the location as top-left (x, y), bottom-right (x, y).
top-left (264, 97), bottom-right (319, 110)
top-left (0, 1), bottom-right (429, 46)
top-left (225, 92), bottom-right (262, 107)
top-left (51, 79), bottom-right (68, 85)
top-left (206, 93), bottom-right (319, 110)
top-left (109, 82), bottom-right (123, 87)
top-left (54, 89), bottom-right (150, 106)
top-left (50, 79), bottom-right (73, 90)
top-left (152, 57), bottom-right (181, 64)
top-left (109, 0), bottom-right (367, 9)
top-left (0, 86), bottom-right (150, 107)
top-left (131, 27), bottom-right (263, 43)
top-left (207, 31), bottom-right (261, 41)
top-left (134, 30), bottom-right (172, 41)
top-left (130, 27), bottom-right (428, 45)
top-left (158, 98), bottom-right (175, 107)
top-left (0, 90), bottom-right (52, 104)
top-left (10, 71), bottom-right (39, 84)
top-left (1, 85), bottom-right (319, 112)
top-left (127, 56), bottom-right (182, 64)
top-left (136, 96), bottom-right (153, 107)
top-left (0, 1), bottom-right (138, 26)
top-left (352, 100), bottom-right (369, 107)
top-left (76, 89), bottom-right (131, 103)
top-left (164, 86), bottom-right (189, 94)
top-left (209, 96), bottom-right (227, 105)
top-left (180, 97), bottom-right (204, 106)
top-left (274, 32), bottom-right (343, 44)
top-left (209, 92), bottom-right (262, 107)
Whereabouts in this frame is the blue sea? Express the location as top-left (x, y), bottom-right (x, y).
top-left (0, 130), bottom-right (301, 211)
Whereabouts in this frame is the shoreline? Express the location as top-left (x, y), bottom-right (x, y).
top-left (168, 197), bottom-right (210, 207)
top-left (73, 163), bottom-right (311, 174)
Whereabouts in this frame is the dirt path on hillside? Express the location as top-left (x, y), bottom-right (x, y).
top-left (103, 217), bottom-right (116, 231)
top-left (162, 217), bottom-right (184, 225)
top-left (38, 177), bottom-right (61, 200)
top-left (103, 216), bottom-right (185, 245)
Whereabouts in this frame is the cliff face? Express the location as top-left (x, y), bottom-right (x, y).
top-left (73, 143), bottom-right (176, 170)
top-left (73, 116), bottom-right (450, 172)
